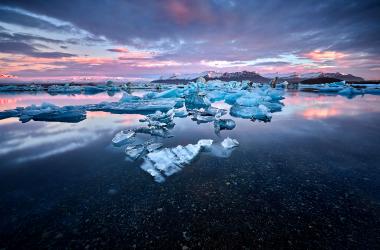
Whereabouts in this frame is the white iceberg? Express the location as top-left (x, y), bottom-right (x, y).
top-left (221, 137), bottom-right (239, 149)
top-left (230, 104), bottom-right (272, 121)
top-left (112, 130), bottom-right (135, 146)
top-left (140, 139), bottom-right (213, 182)
top-left (125, 144), bottom-right (146, 160)
top-left (214, 119), bottom-right (236, 133)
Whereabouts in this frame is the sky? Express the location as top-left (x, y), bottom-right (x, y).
top-left (0, 0), bottom-right (379, 82)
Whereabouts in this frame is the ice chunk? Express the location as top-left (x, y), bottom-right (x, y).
top-left (214, 119), bottom-right (236, 133)
top-left (145, 88), bottom-right (182, 99)
top-left (140, 139), bottom-right (213, 182)
top-left (146, 142), bottom-right (164, 152)
top-left (203, 106), bottom-right (227, 117)
top-left (221, 137), bottom-right (239, 149)
top-left (196, 77), bottom-right (206, 84)
top-left (338, 87), bottom-right (363, 97)
top-left (185, 93), bottom-right (211, 109)
top-left (83, 85), bottom-right (106, 94)
top-left (48, 84), bottom-right (82, 94)
top-left (125, 144), bottom-right (146, 160)
top-left (133, 126), bottom-right (170, 137)
top-left (112, 130), bottom-right (135, 146)
top-left (224, 92), bottom-right (244, 105)
top-left (230, 104), bottom-right (271, 121)
top-left (207, 90), bottom-right (226, 102)
top-left (119, 93), bottom-right (141, 102)
top-left (197, 139), bottom-right (213, 148)
top-left (0, 103), bottom-right (87, 123)
top-left (260, 101), bottom-right (283, 112)
top-left (174, 109), bottom-right (188, 118)
top-left (86, 99), bottom-right (178, 113)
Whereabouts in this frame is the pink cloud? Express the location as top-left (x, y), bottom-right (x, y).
top-left (305, 50), bottom-right (347, 61)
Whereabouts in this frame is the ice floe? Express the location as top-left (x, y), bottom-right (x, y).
top-left (112, 130), bottom-right (136, 146)
top-left (140, 139), bottom-right (213, 182)
top-left (221, 137), bottom-right (239, 149)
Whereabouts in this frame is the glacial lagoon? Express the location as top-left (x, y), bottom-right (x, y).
top-left (0, 86), bottom-right (380, 248)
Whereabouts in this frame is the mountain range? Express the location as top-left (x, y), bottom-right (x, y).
top-left (152, 71), bottom-right (365, 84)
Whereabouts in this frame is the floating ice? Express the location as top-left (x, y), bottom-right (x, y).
top-left (48, 84), bottom-right (82, 94)
top-left (221, 137), bottom-right (239, 149)
top-left (207, 90), bottom-right (227, 102)
top-left (0, 102), bottom-right (86, 123)
top-left (112, 130), bottom-right (135, 146)
top-left (146, 142), bottom-right (164, 152)
top-left (174, 109), bottom-right (188, 118)
top-left (214, 119), bottom-right (236, 133)
top-left (133, 126), bottom-right (170, 137)
top-left (230, 104), bottom-right (272, 121)
top-left (338, 87), bottom-right (363, 97)
top-left (86, 99), bottom-right (179, 114)
top-left (83, 85), bottom-right (106, 94)
top-left (125, 144), bottom-right (146, 160)
top-left (299, 81), bottom-right (346, 92)
top-left (119, 93), bottom-right (141, 102)
top-left (140, 139), bottom-right (213, 182)
top-left (185, 93), bottom-right (211, 109)
top-left (144, 88), bottom-right (183, 99)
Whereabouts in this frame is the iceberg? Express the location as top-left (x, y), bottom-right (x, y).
top-left (230, 104), bottom-right (272, 121)
top-left (133, 126), bottom-right (171, 137)
top-left (207, 90), bottom-right (227, 102)
top-left (174, 109), bottom-right (188, 118)
top-left (338, 87), bottom-right (363, 97)
top-left (0, 103), bottom-right (87, 123)
top-left (83, 85), bottom-right (106, 94)
top-left (125, 144), bottom-right (146, 160)
top-left (112, 130), bottom-right (136, 146)
top-left (185, 93), bottom-right (211, 109)
top-left (144, 88), bottom-right (183, 99)
top-left (224, 92), bottom-right (244, 105)
top-left (140, 139), bottom-right (213, 182)
top-left (47, 84), bottom-right (82, 94)
top-left (86, 99), bottom-right (179, 114)
top-left (146, 142), bottom-right (164, 152)
top-left (214, 119), bottom-right (236, 133)
top-left (221, 137), bottom-right (239, 149)
top-left (119, 93), bottom-right (141, 102)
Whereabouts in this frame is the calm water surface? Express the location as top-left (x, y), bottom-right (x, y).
top-left (0, 91), bottom-right (379, 249)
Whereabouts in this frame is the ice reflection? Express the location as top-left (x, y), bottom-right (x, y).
top-left (0, 111), bottom-right (143, 164)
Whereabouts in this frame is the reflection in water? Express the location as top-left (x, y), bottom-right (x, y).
top-left (0, 89), bottom-right (380, 249)
top-left (0, 111), bottom-right (143, 165)
top-left (302, 108), bottom-right (340, 119)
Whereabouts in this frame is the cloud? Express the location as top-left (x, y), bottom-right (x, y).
top-left (0, 0), bottom-right (378, 79)
top-left (107, 48), bottom-right (129, 53)
top-left (0, 41), bottom-right (76, 58)
top-left (0, 6), bottom-right (77, 33)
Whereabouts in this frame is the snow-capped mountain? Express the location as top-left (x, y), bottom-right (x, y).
top-left (152, 71), bottom-right (364, 84)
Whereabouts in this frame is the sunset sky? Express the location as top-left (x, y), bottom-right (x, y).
top-left (0, 0), bottom-right (379, 82)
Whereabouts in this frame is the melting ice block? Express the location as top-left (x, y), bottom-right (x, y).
top-left (214, 119), bottom-right (236, 133)
top-left (0, 102), bottom-right (87, 123)
top-left (125, 144), bottom-right (146, 160)
top-left (119, 93), bottom-right (141, 102)
top-left (112, 130), bottom-right (135, 146)
top-left (230, 104), bottom-right (272, 121)
top-left (338, 87), bottom-right (363, 97)
top-left (221, 137), bottom-right (239, 149)
top-left (140, 139), bottom-right (213, 182)
top-left (174, 109), bottom-right (188, 118)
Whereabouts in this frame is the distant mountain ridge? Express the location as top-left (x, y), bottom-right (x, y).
top-left (152, 71), bottom-right (364, 84)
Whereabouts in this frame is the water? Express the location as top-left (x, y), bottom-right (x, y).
top-left (0, 91), bottom-right (379, 249)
